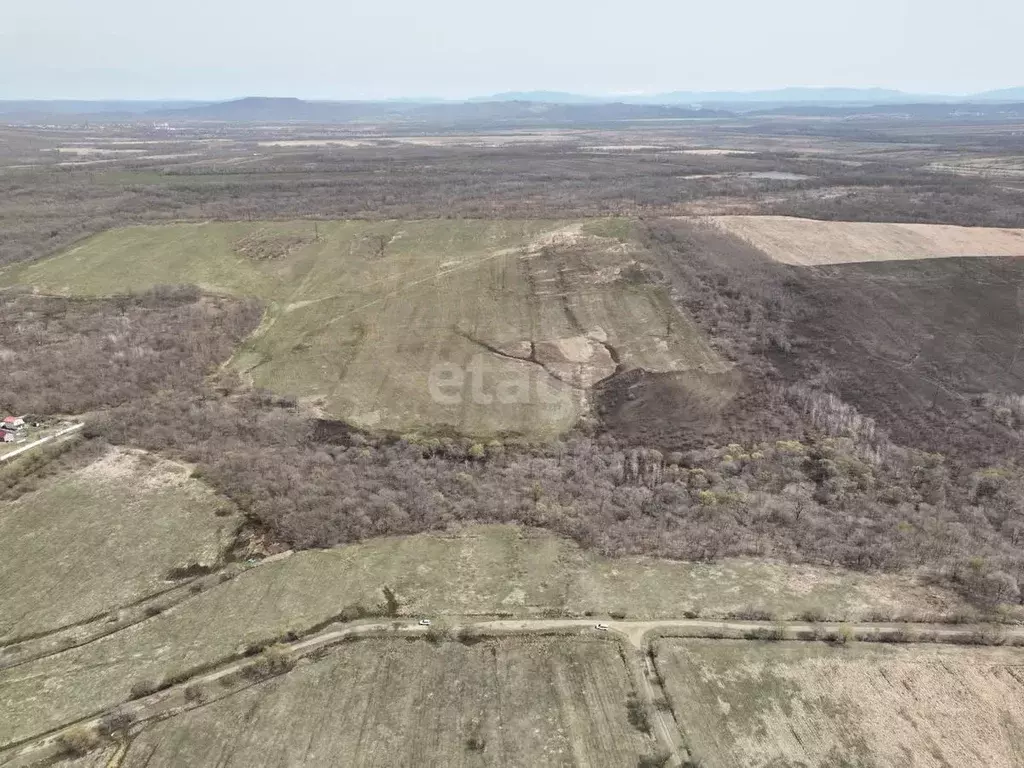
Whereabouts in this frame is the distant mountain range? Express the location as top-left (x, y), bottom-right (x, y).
top-left (0, 100), bottom-right (208, 119)
top-left (2, 88), bottom-right (1024, 123)
top-left (475, 87), bottom-right (1024, 106)
top-left (972, 87), bottom-right (1024, 102)
top-left (0, 97), bottom-right (731, 123)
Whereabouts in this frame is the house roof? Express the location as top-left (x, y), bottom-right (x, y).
top-left (3, 416), bottom-right (22, 423)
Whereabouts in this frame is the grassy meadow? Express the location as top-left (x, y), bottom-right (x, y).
top-left (0, 219), bottom-right (726, 436)
top-left (0, 447), bottom-right (236, 641)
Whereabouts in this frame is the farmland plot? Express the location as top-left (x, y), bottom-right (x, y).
top-left (120, 638), bottom-right (651, 768)
top-left (709, 215), bottom-right (1024, 265)
top-left (655, 638), bottom-right (1024, 768)
top-left (0, 447), bottom-right (236, 640)
top-left (0, 525), bottom-right (970, 747)
top-left (1, 219), bottom-right (726, 437)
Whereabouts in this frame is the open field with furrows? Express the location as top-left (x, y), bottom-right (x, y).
top-left (116, 637), bottom-right (651, 768)
top-left (0, 219), bottom-right (726, 437)
top-left (0, 525), bottom-right (971, 747)
top-left (928, 155), bottom-right (1024, 178)
top-left (709, 215), bottom-right (1024, 264)
top-left (654, 638), bottom-right (1024, 768)
top-left (0, 447), bottom-right (236, 641)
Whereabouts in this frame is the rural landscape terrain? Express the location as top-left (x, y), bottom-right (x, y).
top-left (1, 96), bottom-right (1024, 766)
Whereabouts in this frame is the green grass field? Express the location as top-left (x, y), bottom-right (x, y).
top-left (0, 219), bottom-right (726, 436)
top-left (0, 447), bottom-right (236, 641)
top-left (655, 639), bottom-right (1024, 768)
top-left (119, 637), bottom-right (652, 767)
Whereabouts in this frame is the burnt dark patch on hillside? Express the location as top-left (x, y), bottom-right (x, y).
top-left (643, 218), bottom-right (1024, 465)
top-left (780, 256), bottom-right (1024, 464)
top-left (593, 367), bottom-right (797, 450)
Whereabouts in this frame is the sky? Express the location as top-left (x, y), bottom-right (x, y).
top-left (2, 0), bottom-right (1022, 100)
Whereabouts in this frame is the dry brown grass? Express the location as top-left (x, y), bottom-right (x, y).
top-left (708, 215), bottom-right (1024, 265)
top-left (117, 637), bottom-right (651, 767)
top-left (0, 446), bottom-right (236, 639)
top-left (655, 638), bottom-right (1024, 768)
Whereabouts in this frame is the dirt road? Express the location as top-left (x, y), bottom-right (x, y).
top-left (0, 423), bottom-right (83, 464)
top-left (4, 615), bottom-right (1021, 767)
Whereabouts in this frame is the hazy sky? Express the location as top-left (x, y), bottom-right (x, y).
top-left (3, 0), bottom-right (1022, 99)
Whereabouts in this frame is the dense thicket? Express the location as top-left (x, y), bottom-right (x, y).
top-left (89, 384), bottom-right (1024, 607)
top-left (0, 271), bottom-right (1019, 609)
top-left (0, 288), bottom-right (262, 415)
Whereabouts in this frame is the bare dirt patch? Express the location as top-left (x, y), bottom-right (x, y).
top-left (234, 229), bottom-right (315, 261)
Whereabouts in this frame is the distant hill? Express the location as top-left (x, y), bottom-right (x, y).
top-left (469, 91), bottom-right (606, 104)
top-left (156, 97), bottom-right (404, 122)
top-left (970, 87), bottom-right (1024, 102)
top-left (150, 97), bottom-right (730, 123)
top-left (5, 88), bottom-right (1023, 124)
top-left (750, 101), bottom-right (1024, 119)
top-left (474, 87), bottom-right (1024, 107)
top-left (0, 100), bottom-right (210, 118)
top-left (475, 87), bottom-right (948, 106)
top-left (644, 87), bottom-right (927, 105)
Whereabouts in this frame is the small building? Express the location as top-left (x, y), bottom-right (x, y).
top-left (2, 416), bottom-right (25, 430)
top-left (0, 430), bottom-right (15, 443)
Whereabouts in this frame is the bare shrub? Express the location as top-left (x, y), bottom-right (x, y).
top-left (241, 644), bottom-right (296, 681)
top-left (799, 607), bottom-right (827, 623)
top-left (57, 725), bottom-right (100, 757)
top-left (183, 684), bottom-right (205, 704)
top-left (0, 291), bottom-right (261, 417)
top-left (743, 624), bottom-right (787, 642)
top-left (639, 749), bottom-right (673, 767)
top-left (625, 694), bottom-right (652, 733)
top-left (129, 679), bottom-right (160, 700)
top-left (425, 620), bottom-right (453, 646)
top-left (730, 607), bottom-right (774, 622)
top-left (98, 708), bottom-right (135, 738)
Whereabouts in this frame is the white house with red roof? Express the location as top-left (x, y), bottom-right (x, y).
top-left (2, 416), bottom-right (25, 430)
